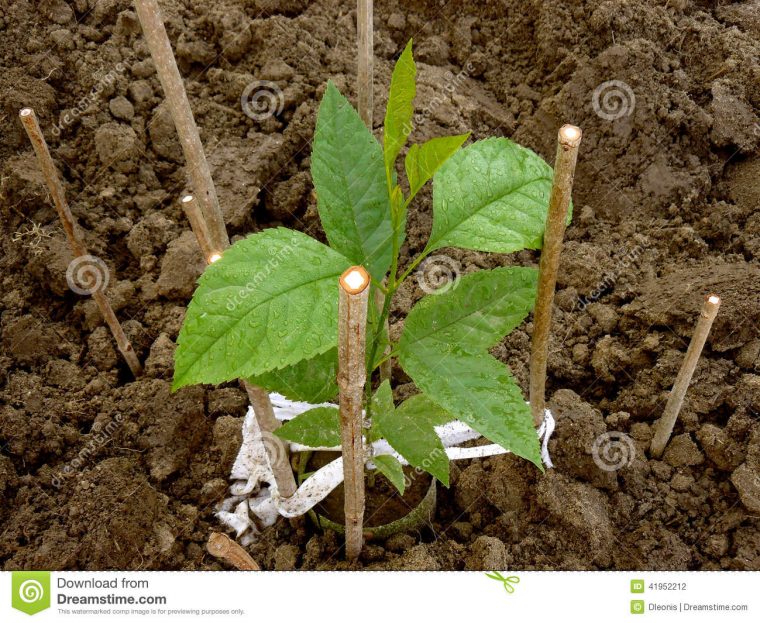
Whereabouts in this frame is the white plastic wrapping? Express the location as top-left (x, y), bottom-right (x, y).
top-left (217, 393), bottom-right (556, 544)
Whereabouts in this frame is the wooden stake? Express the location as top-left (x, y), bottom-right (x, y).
top-left (207, 532), bottom-right (260, 570)
top-left (133, 0), bottom-right (229, 251)
top-left (529, 124), bottom-right (582, 427)
top-left (355, 1), bottom-right (388, 382)
top-left (177, 202), bottom-right (297, 497)
top-left (650, 294), bottom-right (721, 458)
top-left (357, 0), bottom-right (373, 128)
top-left (338, 266), bottom-right (370, 560)
top-left (180, 194), bottom-right (216, 261)
top-left (19, 108), bottom-right (143, 378)
top-left (178, 199), bottom-right (297, 497)
top-left (243, 381), bottom-right (297, 498)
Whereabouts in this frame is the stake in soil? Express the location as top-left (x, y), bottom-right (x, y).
top-left (18, 107), bottom-right (143, 379)
top-left (529, 124), bottom-right (582, 427)
top-left (136, 0), bottom-right (295, 497)
top-left (650, 294), bottom-right (721, 458)
top-left (357, 0), bottom-right (374, 128)
top-left (179, 194), bottom-right (296, 497)
top-left (180, 195), bottom-right (216, 262)
top-left (338, 266), bottom-right (371, 560)
top-left (133, 0), bottom-right (229, 251)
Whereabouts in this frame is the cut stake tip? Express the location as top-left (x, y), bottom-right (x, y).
top-left (707, 294), bottom-right (720, 305)
top-left (559, 124), bottom-right (582, 146)
top-left (181, 194), bottom-right (194, 203)
top-left (340, 266), bottom-right (370, 295)
top-left (19, 108), bottom-right (34, 117)
top-left (208, 253), bottom-right (222, 264)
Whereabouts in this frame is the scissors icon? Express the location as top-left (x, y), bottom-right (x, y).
top-left (485, 571), bottom-right (520, 594)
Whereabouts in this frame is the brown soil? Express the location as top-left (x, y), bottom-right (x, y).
top-left (1, 0), bottom-right (759, 571)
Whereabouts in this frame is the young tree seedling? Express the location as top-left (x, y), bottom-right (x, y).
top-left (174, 41), bottom-right (571, 554)
top-left (650, 294), bottom-right (721, 458)
top-left (19, 107), bottom-right (143, 378)
top-left (529, 124), bottom-right (582, 426)
top-left (338, 266), bottom-right (371, 560)
top-left (133, 0), bottom-right (229, 251)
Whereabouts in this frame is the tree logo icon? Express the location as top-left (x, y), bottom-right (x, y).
top-left (11, 571), bottom-right (51, 615)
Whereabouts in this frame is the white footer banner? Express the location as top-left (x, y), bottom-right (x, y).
top-left (2, 571), bottom-right (756, 622)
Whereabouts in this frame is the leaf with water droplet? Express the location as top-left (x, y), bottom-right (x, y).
top-left (312, 82), bottom-right (392, 281)
top-left (426, 137), bottom-right (572, 254)
top-left (173, 228), bottom-right (351, 390)
top-left (397, 267), bottom-right (542, 469)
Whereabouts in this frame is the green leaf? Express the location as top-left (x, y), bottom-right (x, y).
top-left (368, 380), bottom-right (394, 443)
top-left (375, 394), bottom-right (450, 486)
top-left (312, 81), bottom-right (393, 281)
top-left (399, 342), bottom-right (542, 469)
top-left (275, 407), bottom-right (341, 447)
top-left (396, 267), bottom-right (542, 469)
top-left (398, 267), bottom-right (538, 355)
top-left (173, 228), bottom-right (351, 390)
top-left (395, 393), bottom-right (453, 427)
top-left (367, 293), bottom-right (391, 370)
top-left (427, 137), bottom-right (560, 254)
top-left (248, 349), bottom-right (338, 403)
top-left (383, 40), bottom-right (416, 183)
top-left (405, 134), bottom-right (469, 197)
top-left (373, 454), bottom-right (406, 495)
top-left (371, 380), bottom-right (394, 418)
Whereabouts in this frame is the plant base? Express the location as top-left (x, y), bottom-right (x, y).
top-left (309, 474), bottom-right (437, 540)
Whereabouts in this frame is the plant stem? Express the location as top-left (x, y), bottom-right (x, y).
top-left (396, 247), bottom-right (431, 286)
top-left (338, 266), bottom-right (370, 560)
top-left (529, 124), bottom-right (582, 427)
top-left (133, 0), bottom-right (229, 252)
top-left (356, 0), bottom-right (373, 128)
top-left (650, 294), bottom-right (721, 458)
top-left (19, 108), bottom-right (143, 379)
